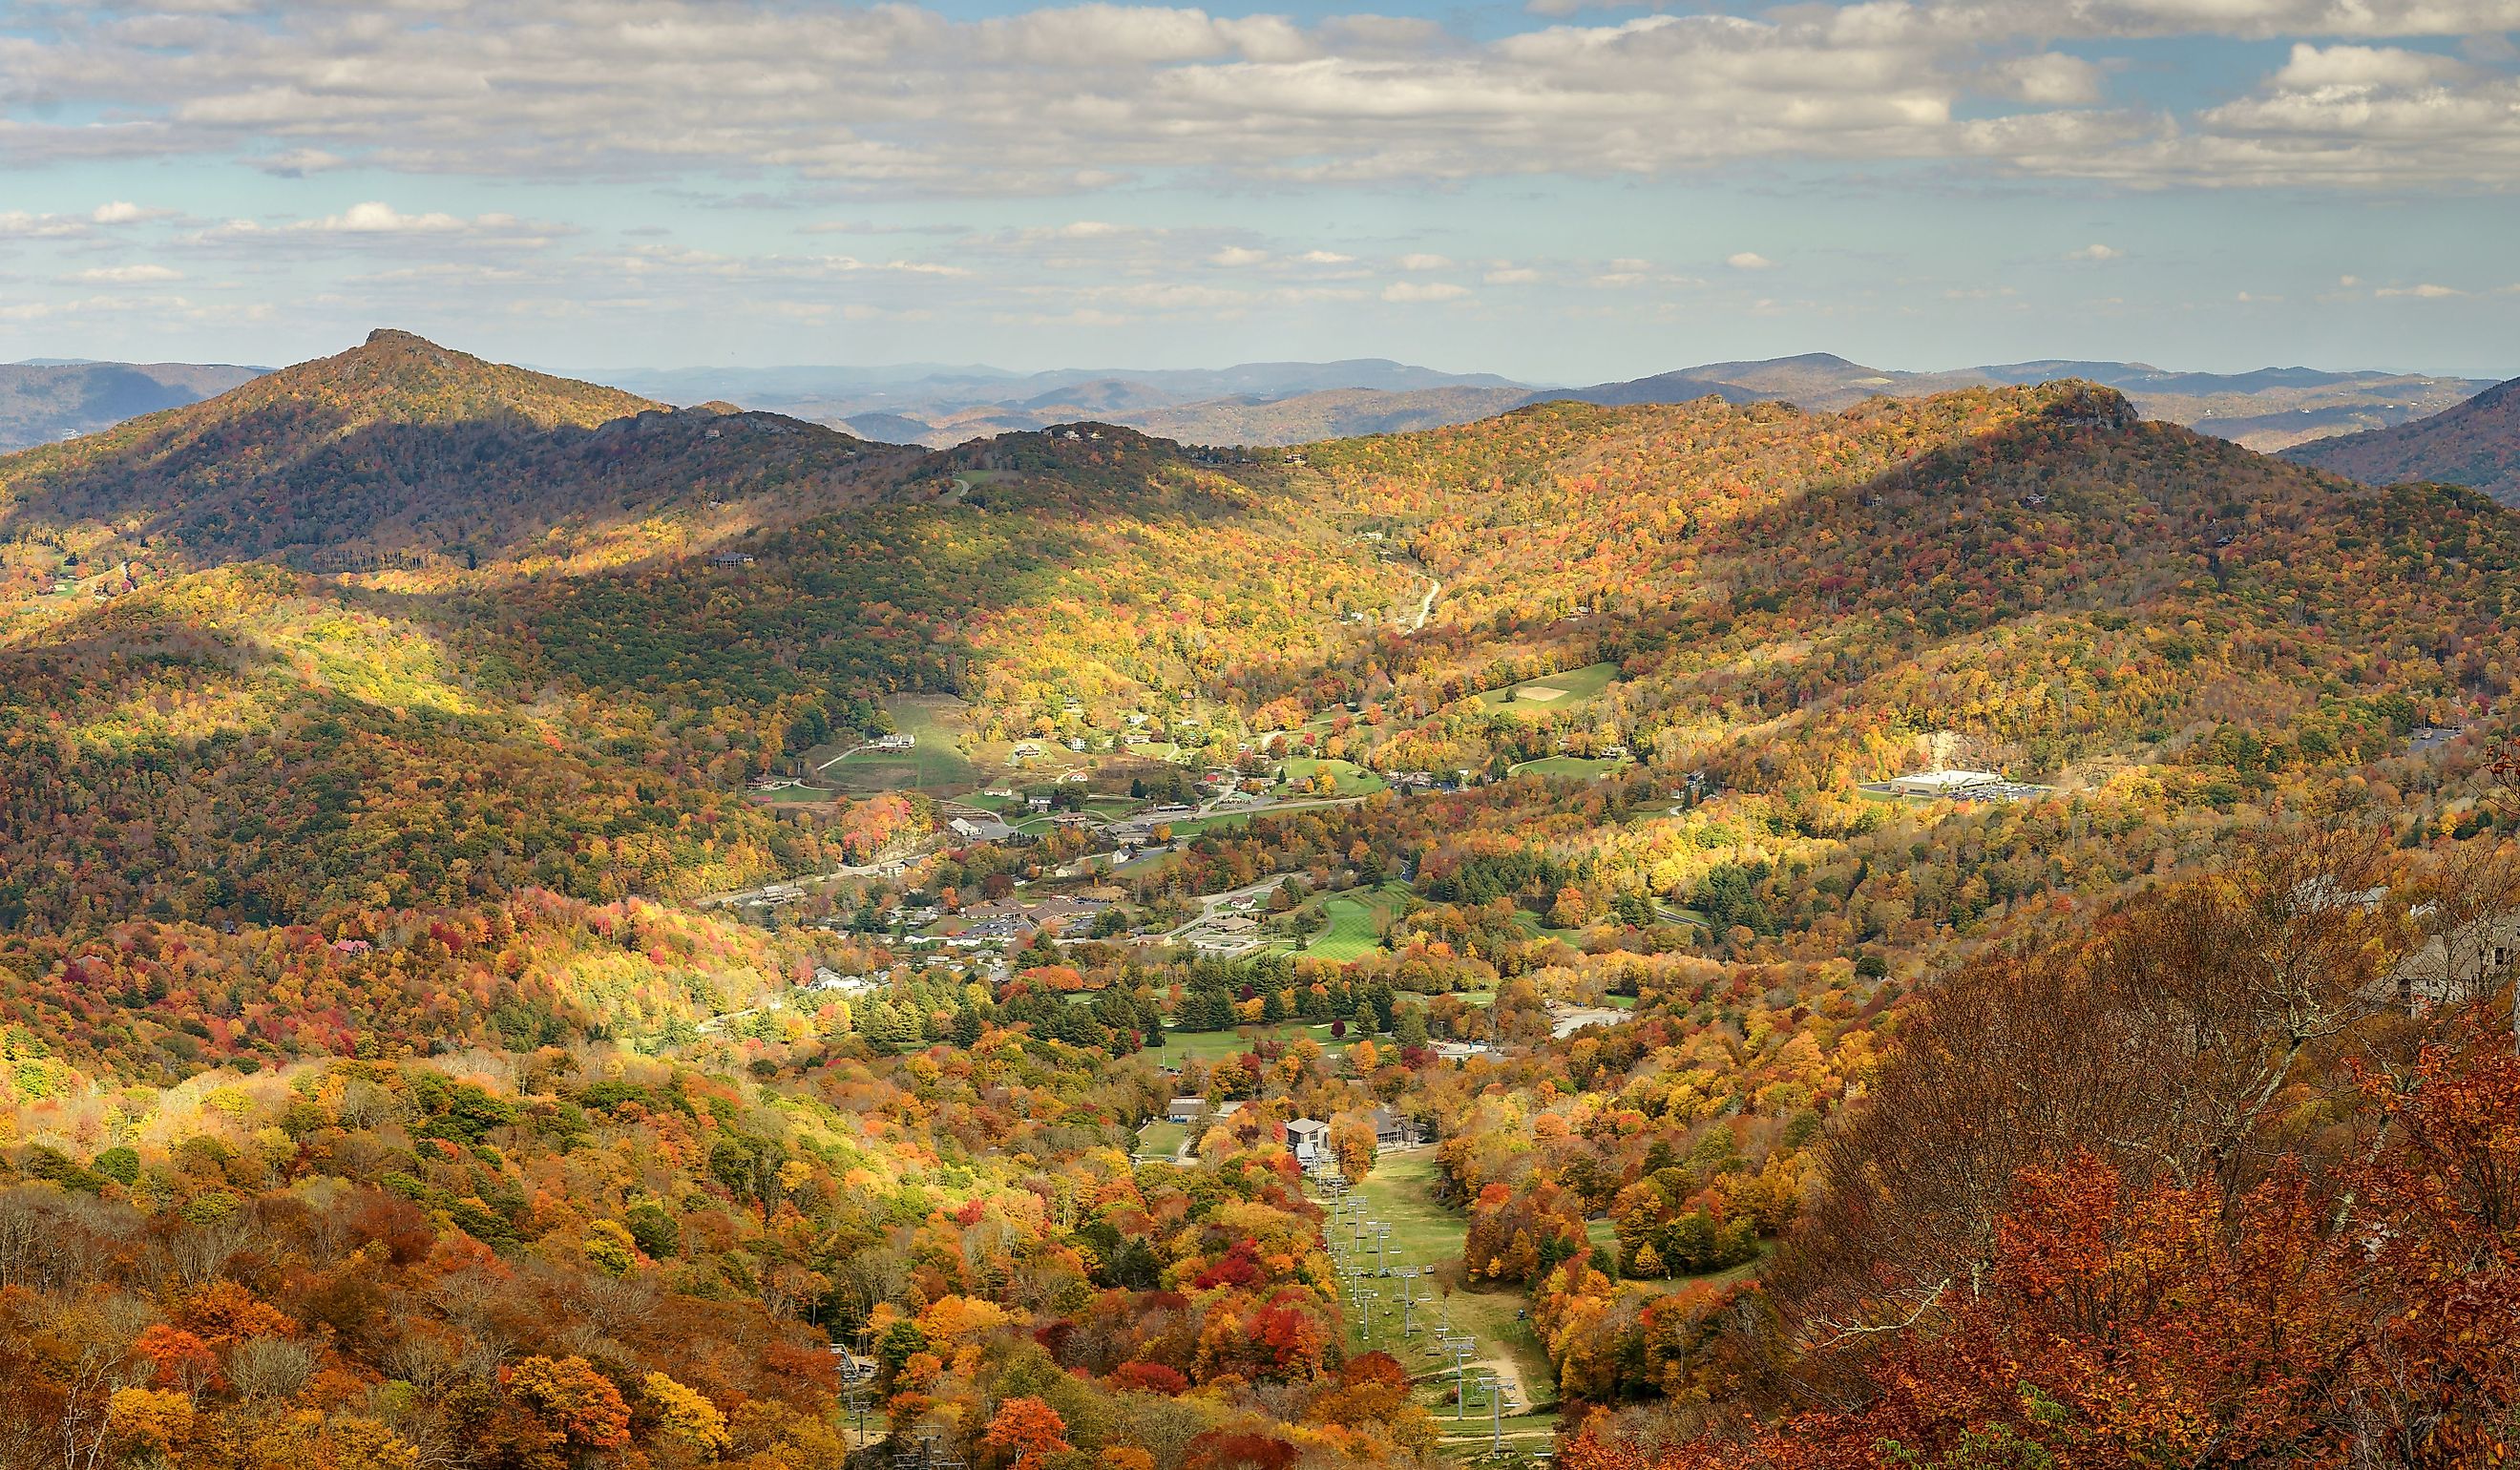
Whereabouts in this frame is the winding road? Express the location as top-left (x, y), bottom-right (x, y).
top-left (1408, 574), bottom-right (1440, 633)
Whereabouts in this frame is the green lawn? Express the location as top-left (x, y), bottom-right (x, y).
top-left (1508, 754), bottom-right (1629, 780)
top-left (1278, 756), bottom-right (1388, 797)
top-left (746, 783), bottom-right (845, 805)
top-left (1477, 661), bottom-right (1620, 715)
top-left (824, 697), bottom-right (981, 795)
top-left (1146, 1021), bottom-right (1346, 1066)
top-left (1504, 911), bottom-right (1588, 942)
top-left (1297, 882), bottom-right (1421, 961)
top-left (1135, 1120), bottom-right (1186, 1159)
top-left (1151, 811), bottom-right (1253, 837)
top-left (1302, 893), bottom-right (1387, 961)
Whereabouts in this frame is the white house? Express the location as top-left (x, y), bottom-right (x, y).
top-left (1284, 1117), bottom-right (1330, 1163)
top-left (808, 967), bottom-right (877, 997)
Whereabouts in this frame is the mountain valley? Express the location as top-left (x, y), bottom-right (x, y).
top-left (2, 329), bottom-right (2516, 1470)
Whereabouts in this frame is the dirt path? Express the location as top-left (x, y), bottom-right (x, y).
top-left (1409, 574), bottom-right (1440, 632)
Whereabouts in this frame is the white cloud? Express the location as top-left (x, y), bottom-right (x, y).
top-left (1990, 52), bottom-right (2104, 105)
top-left (1396, 253), bottom-right (1455, 270)
top-left (2067, 242), bottom-right (2124, 261)
top-left (91, 201), bottom-right (174, 225)
top-left (0, 0), bottom-right (2507, 219)
top-left (306, 201), bottom-right (480, 234)
top-left (2375, 283), bottom-right (2466, 297)
top-left (70, 263), bottom-right (184, 284)
top-left (2271, 42), bottom-right (2471, 89)
top-left (0, 211), bottom-right (91, 240)
top-left (252, 148), bottom-right (351, 177)
top-left (1208, 245), bottom-right (1270, 266)
top-left (1295, 249), bottom-right (1354, 263)
top-left (1381, 281), bottom-right (1471, 303)
top-left (1485, 266), bottom-right (1541, 284)
top-left (1727, 251), bottom-right (1778, 270)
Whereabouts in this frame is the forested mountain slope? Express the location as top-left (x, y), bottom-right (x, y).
top-left (0, 330), bottom-right (889, 565)
top-left (1292, 386), bottom-right (2516, 792)
top-left (0, 340), bottom-right (1404, 939)
top-left (2284, 374), bottom-right (2520, 505)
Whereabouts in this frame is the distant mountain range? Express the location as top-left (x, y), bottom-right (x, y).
top-left (595, 358), bottom-right (1523, 446)
top-left (2283, 376), bottom-right (2520, 507)
top-left (0, 359), bottom-right (267, 452)
top-left (11, 348), bottom-right (2499, 464)
top-left (591, 351), bottom-right (2496, 453)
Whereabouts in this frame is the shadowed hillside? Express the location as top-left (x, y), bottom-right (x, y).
top-left (0, 329), bottom-right (883, 564)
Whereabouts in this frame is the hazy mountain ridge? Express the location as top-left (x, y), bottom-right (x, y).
top-left (2281, 375), bottom-right (2520, 506)
top-left (16, 347), bottom-right (2490, 454)
top-left (0, 359), bottom-right (267, 452)
top-left (661, 350), bottom-right (2492, 451)
top-left (1522, 354), bottom-right (2494, 451)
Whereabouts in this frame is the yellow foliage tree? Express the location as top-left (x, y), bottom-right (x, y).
top-left (642, 1371), bottom-right (731, 1455)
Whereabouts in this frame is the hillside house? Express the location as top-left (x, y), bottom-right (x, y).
top-left (808, 967), bottom-right (876, 997)
top-left (2391, 914), bottom-right (2520, 1010)
top-left (1167, 1097), bottom-right (1206, 1124)
top-left (1284, 1117), bottom-right (1329, 1163)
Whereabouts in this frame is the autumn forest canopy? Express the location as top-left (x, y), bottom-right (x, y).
top-left (1, 329), bottom-right (2517, 1470)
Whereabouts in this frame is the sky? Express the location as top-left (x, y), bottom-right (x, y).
top-left (2, 0), bottom-right (2518, 383)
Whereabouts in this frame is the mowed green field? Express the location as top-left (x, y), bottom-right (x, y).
top-left (1278, 756), bottom-right (1388, 796)
top-left (1303, 893), bottom-right (1387, 960)
top-left (824, 696), bottom-right (981, 795)
top-left (1149, 811), bottom-right (1253, 837)
top-left (1298, 881), bottom-right (1414, 960)
top-left (1507, 754), bottom-right (1628, 779)
top-left (1146, 1021), bottom-right (1345, 1066)
top-left (1477, 661), bottom-right (1620, 714)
